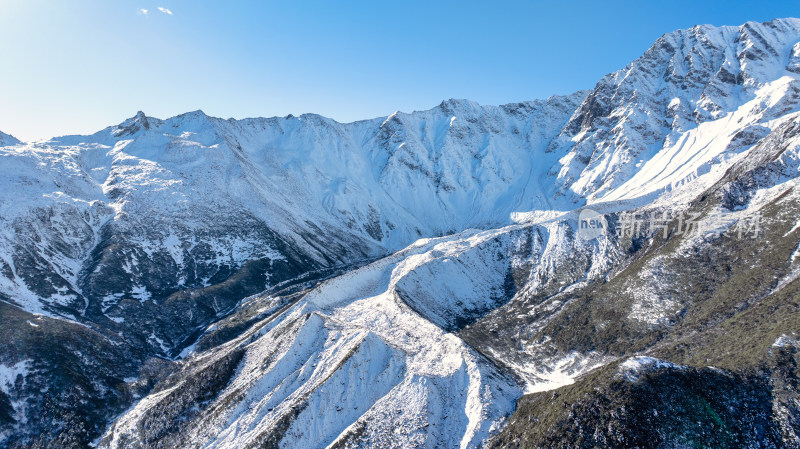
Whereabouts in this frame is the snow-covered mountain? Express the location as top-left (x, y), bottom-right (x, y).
top-left (0, 131), bottom-right (19, 147)
top-left (0, 94), bottom-right (584, 323)
top-left (4, 17), bottom-right (800, 449)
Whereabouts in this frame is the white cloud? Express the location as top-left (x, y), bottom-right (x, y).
top-left (157, 6), bottom-right (173, 15)
top-left (138, 8), bottom-right (148, 15)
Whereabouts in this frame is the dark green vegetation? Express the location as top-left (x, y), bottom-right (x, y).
top-left (0, 251), bottom-right (362, 448)
top-left (0, 302), bottom-right (146, 448)
top-left (8, 18), bottom-right (800, 448)
top-left (490, 359), bottom-right (792, 448)
top-left (476, 125), bottom-right (800, 448)
top-left (100, 347), bottom-right (245, 449)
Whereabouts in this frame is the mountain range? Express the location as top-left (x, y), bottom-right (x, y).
top-left (3, 17), bottom-right (800, 448)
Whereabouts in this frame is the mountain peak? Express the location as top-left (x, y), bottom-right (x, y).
top-left (7, 17), bottom-right (800, 449)
top-left (0, 130), bottom-right (21, 146)
top-left (178, 109), bottom-right (208, 119)
top-left (168, 109), bottom-right (217, 128)
top-left (112, 111), bottom-right (153, 137)
top-left (438, 98), bottom-right (481, 114)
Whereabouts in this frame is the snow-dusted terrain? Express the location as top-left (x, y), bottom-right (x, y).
top-left (4, 17), bottom-right (800, 449)
top-left (103, 229), bottom-right (527, 448)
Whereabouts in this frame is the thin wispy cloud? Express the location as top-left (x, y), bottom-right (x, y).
top-left (157, 6), bottom-right (173, 15)
top-left (138, 8), bottom-right (148, 15)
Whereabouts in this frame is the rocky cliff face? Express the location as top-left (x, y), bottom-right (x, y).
top-left (3, 17), bottom-right (800, 449)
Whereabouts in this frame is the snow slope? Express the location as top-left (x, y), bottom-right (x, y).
top-left (0, 131), bottom-right (19, 146)
top-left (0, 94), bottom-right (586, 328)
top-left (7, 17), bottom-right (800, 323)
top-left (554, 18), bottom-right (800, 205)
top-left (6, 17), bottom-right (800, 449)
top-left (101, 230), bottom-right (525, 449)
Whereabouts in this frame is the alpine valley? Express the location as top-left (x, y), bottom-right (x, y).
top-left (3, 17), bottom-right (800, 449)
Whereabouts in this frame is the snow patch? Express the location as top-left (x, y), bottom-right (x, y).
top-left (618, 356), bottom-right (682, 382)
top-left (0, 360), bottom-right (31, 394)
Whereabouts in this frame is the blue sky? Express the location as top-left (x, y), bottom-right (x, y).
top-left (1, 1), bottom-right (799, 141)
